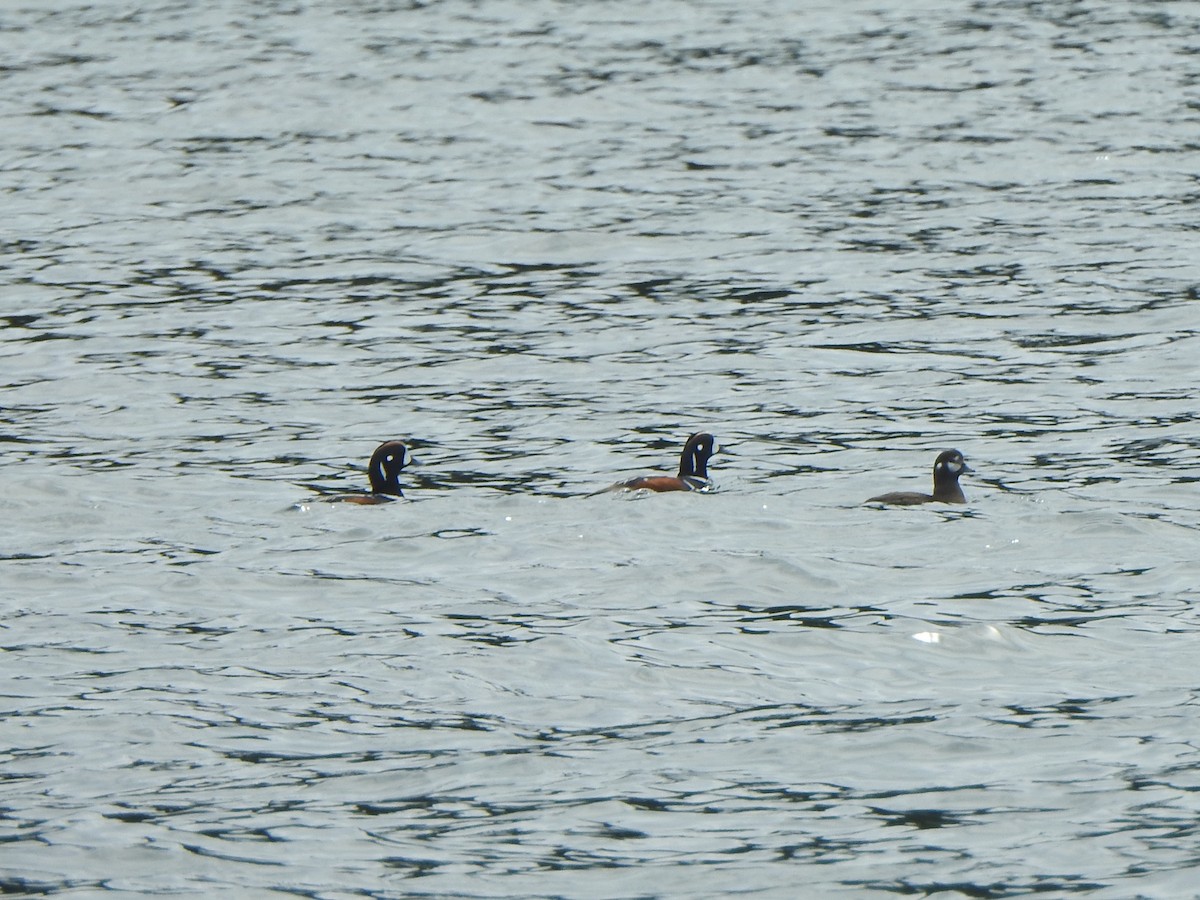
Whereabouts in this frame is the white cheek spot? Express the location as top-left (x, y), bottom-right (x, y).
top-left (946, 461), bottom-right (962, 473)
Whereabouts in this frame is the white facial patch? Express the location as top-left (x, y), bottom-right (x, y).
top-left (945, 459), bottom-right (962, 474)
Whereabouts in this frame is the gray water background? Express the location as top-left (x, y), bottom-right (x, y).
top-left (3, 1), bottom-right (1200, 897)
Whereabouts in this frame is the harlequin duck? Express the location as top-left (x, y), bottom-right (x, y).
top-left (867, 449), bottom-right (970, 506)
top-left (324, 440), bottom-right (411, 504)
top-left (605, 432), bottom-right (718, 493)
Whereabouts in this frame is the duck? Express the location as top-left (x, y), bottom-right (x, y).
top-left (866, 449), bottom-right (970, 506)
top-left (323, 440), bottom-right (411, 504)
top-left (605, 432), bottom-right (718, 493)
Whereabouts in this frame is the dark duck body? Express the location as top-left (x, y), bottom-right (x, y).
top-left (325, 440), bottom-right (411, 504)
top-left (867, 449), bottom-right (970, 506)
top-left (607, 432), bottom-right (718, 493)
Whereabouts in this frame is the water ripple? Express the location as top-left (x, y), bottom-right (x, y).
top-left (3, 0), bottom-right (1200, 896)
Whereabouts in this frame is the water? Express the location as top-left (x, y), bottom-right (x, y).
top-left (3, 0), bottom-right (1199, 896)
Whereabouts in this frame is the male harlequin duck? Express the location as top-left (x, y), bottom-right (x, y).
top-left (324, 440), bottom-right (411, 504)
top-left (606, 432), bottom-right (718, 493)
top-left (867, 449), bottom-right (970, 506)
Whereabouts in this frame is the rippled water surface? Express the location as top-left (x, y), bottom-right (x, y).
top-left (4, 1), bottom-right (1200, 896)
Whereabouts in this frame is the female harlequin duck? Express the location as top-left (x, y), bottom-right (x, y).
top-left (867, 449), bottom-right (970, 506)
top-left (606, 432), bottom-right (718, 493)
top-left (325, 440), bottom-right (411, 504)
